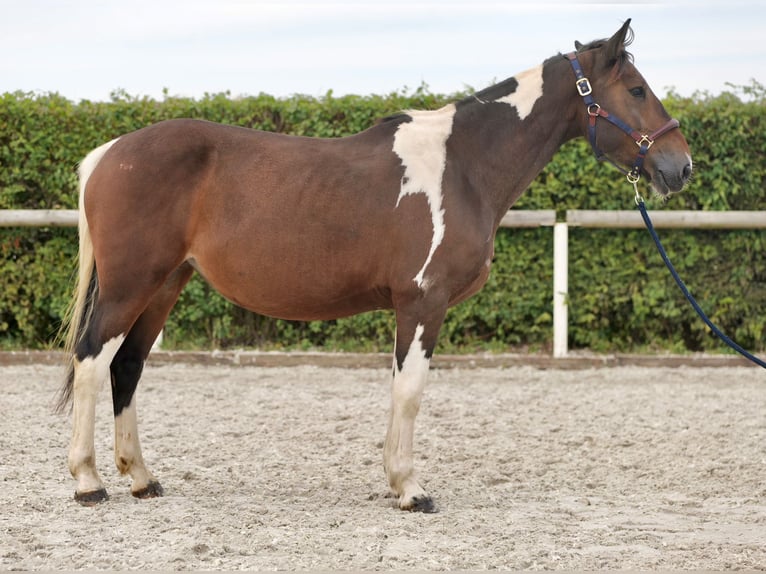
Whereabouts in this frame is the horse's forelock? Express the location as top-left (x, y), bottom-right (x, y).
top-left (576, 27), bottom-right (635, 73)
top-left (550, 44), bottom-right (633, 80)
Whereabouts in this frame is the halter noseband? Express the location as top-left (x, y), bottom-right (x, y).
top-left (565, 52), bottom-right (680, 185)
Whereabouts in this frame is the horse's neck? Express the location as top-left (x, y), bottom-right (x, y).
top-left (452, 59), bottom-right (578, 223)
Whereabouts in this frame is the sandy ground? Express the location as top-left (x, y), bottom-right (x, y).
top-left (1, 361), bottom-right (765, 570)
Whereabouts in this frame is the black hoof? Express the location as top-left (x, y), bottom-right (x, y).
top-left (407, 495), bottom-right (438, 513)
top-left (132, 480), bottom-right (164, 499)
top-left (74, 488), bottom-right (109, 506)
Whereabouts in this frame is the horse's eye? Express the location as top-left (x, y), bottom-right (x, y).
top-left (629, 86), bottom-right (646, 98)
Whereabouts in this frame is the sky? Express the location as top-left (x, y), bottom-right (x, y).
top-left (1, 1), bottom-right (764, 103)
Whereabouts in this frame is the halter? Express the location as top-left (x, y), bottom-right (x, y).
top-left (564, 52), bottom-right (680, 186)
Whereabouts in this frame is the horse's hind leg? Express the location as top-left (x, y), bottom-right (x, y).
top-left (111, 263), bottom-right (193, 498)
top-left (69, 331), bottom-right (128, 504)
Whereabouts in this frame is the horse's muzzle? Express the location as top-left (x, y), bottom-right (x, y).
top-left (649, 155), bottom-right (693, 195)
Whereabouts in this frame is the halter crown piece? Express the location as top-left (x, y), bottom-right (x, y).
top-left (564, 52), bottom-right (680, 195)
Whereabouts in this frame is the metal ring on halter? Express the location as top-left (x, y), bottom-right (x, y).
top-left (587, 103), bottom-right (601, 117)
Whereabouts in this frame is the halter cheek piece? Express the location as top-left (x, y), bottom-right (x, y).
top-left (565, 52), bottom-right (680, 185)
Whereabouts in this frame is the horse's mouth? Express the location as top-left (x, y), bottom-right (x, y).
top-left (649, 171), bottom-right (671, 197)
top-left (646, 169), bottom-right (684, 198)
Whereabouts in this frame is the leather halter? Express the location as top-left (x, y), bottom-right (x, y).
top-left (565, 51), bottom-right (680, 184)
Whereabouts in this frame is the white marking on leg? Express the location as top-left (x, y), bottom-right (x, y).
top-left (495, 64), bottom-right (544, 120)
top-left (385, 324), bottom-right (431, 508)
top-left (393, 104), bottom-right (456, 288)
top-left (114, 391), bottom-right (158, 494)
top-left (68, 334), bottom-right (125, 496)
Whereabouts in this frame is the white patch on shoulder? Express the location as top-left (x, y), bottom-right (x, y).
top-left (496, 64), bottom-right (544, 120)
top-left (392, 104), bottom-right (456, 288)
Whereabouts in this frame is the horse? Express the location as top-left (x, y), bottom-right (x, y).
top-left (57, 19), bottom-right (692, 512)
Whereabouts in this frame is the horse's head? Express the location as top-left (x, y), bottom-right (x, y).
top-left (568, 19), bottom-right (692, 197)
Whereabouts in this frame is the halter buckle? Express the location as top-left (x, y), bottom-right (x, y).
top-left (635, 134), bottom-right (654, 149)
top-left (575, 78), bottom-right (593, 97)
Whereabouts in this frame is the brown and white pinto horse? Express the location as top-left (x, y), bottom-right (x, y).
top-left (58, 20), bottom-right (691, 511)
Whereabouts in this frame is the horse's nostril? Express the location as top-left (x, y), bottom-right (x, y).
top-left (682, 163), bottom-right (692, 182)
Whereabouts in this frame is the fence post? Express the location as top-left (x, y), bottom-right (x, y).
top-left (553, 222), bottom-right (568, 358)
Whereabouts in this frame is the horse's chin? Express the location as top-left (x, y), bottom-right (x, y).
top-left (646, 170), bottom-right (684, 200)
top-left (649, 179), bottom-right (671, 201)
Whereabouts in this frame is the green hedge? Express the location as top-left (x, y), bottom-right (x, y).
top-left (1, 82), bottom-right (764, 354)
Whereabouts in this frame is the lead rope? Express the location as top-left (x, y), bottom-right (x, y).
top-left (632, 182), bottom-right (766, 369)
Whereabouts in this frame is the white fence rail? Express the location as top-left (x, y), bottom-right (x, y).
top-left (566, 209), bottom-right (766, 229)
top-left (558, 209), bottom-right (766, 357)
top-left (3, 208), bottom-right (765, 356)
top-left (0, 209), bottom-right (78, 227)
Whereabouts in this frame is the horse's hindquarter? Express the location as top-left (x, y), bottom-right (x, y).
top-left (186, 123), bottom-right (413, 320)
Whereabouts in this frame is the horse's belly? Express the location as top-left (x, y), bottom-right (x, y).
top-left (188, 253), bottom-right (390, 321)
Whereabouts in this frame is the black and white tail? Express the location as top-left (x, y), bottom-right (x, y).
top-left (56, 139), bottom-right (118, 412)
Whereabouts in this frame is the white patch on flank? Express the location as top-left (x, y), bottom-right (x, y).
top-left (393, 104), bottom-right (456, 288)
top-left (496, 64), bottom-right (544, 120)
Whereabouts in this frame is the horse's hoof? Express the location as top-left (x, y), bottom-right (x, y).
top-left (74, 488), bottom-right (109, 506)
top-left (403, 495), bottom-right (438, 513)
top-left (132, 480), bottom-right (164, 499)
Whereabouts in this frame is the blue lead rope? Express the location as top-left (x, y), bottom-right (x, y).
top-left (636, 199), bottom-right (766, 369)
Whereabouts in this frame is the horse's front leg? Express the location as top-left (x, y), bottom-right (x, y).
top-left (384, 305), bottom-right (445, 512)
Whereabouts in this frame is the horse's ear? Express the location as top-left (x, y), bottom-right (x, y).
top-left (574, 40), bottom-right (584, 51)
top-left (604, 18), bottom-right (632, 64)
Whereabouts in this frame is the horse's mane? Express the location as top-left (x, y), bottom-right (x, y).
top-left (380, 28), bottom-right (636, 123)
top-left (379, 113), bottom-right (411, 124)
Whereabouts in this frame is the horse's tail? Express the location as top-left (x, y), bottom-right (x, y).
top-left (56, 139), bottom-right (118, 413)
